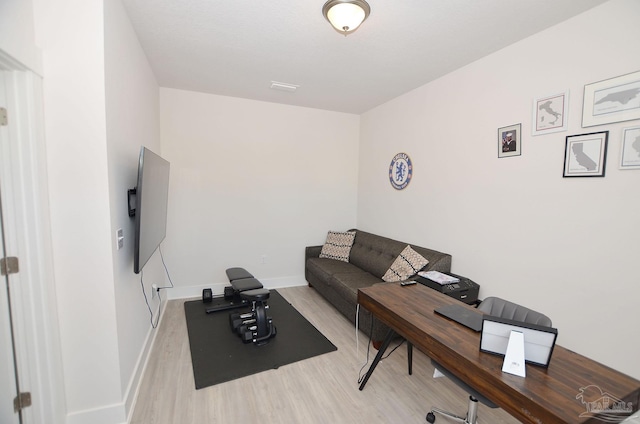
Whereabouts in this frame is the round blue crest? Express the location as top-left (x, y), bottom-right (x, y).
top-left (389, 153), bottom-right (412, 190)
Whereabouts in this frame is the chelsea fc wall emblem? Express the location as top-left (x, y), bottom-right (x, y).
top-left (389, 153), bottom-right (412, 190)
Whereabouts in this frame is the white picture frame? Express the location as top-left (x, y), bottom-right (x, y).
top-left (582, 70), bottom-right (640, 127)
top-left (532, 91), bottom-right (569, 136)
top-left (620, 126), bottom-right (640, 169)
top-left (480, 316), bottom-right (558, 368)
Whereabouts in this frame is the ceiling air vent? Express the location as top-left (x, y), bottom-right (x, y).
top-left (270, 81), bottom-right (299, 92)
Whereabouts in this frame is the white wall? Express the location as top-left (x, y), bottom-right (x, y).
top-left (358, 0), bottom-right (640, 379)
top-left (34, 0), bottom-right (162, 421)
top-left (103, 0), bottom-right (162, 418)
top-left (0, 0), bottom-right (42, 73)
top-left (5, 0), bottom-right (171, 422)
top-left (36, 0), bottom-right (129, 422)
top-left (159, 88), bottom-right (360, 296)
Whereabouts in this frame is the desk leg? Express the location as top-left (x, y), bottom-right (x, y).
top-left (358, 328), bottom-right (396, 391)
top-left (408, 341), bottom-right (413, 375)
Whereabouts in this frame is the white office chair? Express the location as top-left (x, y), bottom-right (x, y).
top-left (426, 297), bottom-right (552, 424)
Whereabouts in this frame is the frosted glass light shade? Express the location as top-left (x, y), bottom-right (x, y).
top-left (322, 0), bottom-right (371, 35)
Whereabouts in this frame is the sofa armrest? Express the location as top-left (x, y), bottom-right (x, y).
top-left (305, 245), bottom-right (323, 286)
top-left (425, 253), bottom-right (452, 274)
top-left (305, 245), bottom-right (323, 261)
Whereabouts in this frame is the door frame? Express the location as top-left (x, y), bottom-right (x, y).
top-left (0, 49), bottom-right (66, 424)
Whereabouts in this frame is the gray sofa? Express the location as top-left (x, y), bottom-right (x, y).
top-left (305, 229), bottom-right (452, 343)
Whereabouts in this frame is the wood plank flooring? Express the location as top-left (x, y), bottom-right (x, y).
top-left (130, 285), bottom-right (519, 423)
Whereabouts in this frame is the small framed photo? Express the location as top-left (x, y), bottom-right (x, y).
top-left (620, 126), bottom-right (640, 169)
top-left (532, 91), bottom-right (569, 136)
top-left (498, 123), bottom-right (521, 158)
top-left (582, 70), bottom-right (640, 127)
top-left (563, 131), bottom-right (608, 178)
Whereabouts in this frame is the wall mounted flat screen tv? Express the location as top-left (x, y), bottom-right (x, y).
top-left (131, 147), bottom-right (170, 274)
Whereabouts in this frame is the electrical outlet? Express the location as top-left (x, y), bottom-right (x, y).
top-left (151, 283), bottom-right (158, 299)
top-left (261, 255), bottom-right (267, 264)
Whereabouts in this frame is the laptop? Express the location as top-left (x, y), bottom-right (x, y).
top-left (434, 304), bottom-right (483, 332)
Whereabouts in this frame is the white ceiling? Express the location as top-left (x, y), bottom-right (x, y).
top-left (121, 0), bottom-right (608, 114)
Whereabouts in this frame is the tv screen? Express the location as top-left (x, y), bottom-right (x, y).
top-left (132, 147), bottom-right (170, 274)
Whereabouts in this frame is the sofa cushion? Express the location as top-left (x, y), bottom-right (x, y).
top-left (319, 230), bottom-right (356, 262)
top-left (331, 271), bottom-right (384, 299)
top-left (306, 257), bottom-right (362, 285)
top-left (348, 229), bottom-right (452, 279)
top-left (348, 230), bottom-right (406, 278)
top-left (382, 245), bottom-right (429, 282)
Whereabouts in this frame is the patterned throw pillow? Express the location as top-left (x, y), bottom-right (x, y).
top-left (382, 245), bottom-right (429, 282)
top-left (319, 231), bottom-right (356, 262)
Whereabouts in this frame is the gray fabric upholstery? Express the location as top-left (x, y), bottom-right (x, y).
top-left (305, 229), bottom-right (452, 342)
top-left (478, 297), bottom-right (552, 327)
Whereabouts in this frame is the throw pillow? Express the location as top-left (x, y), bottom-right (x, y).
top-left (382, 245), bottom-right (429, 282)
top-left (319, 231), bottom-right (356, 262)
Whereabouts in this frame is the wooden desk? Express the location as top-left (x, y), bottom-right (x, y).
top-left (358, 283), bottom-right (640, 423)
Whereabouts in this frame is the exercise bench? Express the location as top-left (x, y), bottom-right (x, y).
top-left (204, 267), bottom-right (263, 314)
top-left (203, 267), bottom-right (277, 344)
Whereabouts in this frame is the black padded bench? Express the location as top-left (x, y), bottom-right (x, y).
top-left (205, 268), bottom-right (263, 313)
top-left (226, 267), bottom-right (255, 282)
top-left (224, 267), bottom-right (263, 298)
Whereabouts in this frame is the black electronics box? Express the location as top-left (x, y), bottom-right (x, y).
top-left (414, 272), bottom-right (479, 305)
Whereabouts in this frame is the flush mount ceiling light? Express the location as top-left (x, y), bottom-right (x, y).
top-left (322, 0), bottom-right (371, 36)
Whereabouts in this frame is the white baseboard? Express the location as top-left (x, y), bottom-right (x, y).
top-left (66, 298), bottom-right (169, 424)
top-left (124, 297), bottom-right (168, 422)
top-left (66, 402), bottom-right (127, 424)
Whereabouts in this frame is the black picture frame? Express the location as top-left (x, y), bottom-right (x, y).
top-left (563, 131), bottom-right (608, 178)
top-left (498, 123), bottom-right (521, 158)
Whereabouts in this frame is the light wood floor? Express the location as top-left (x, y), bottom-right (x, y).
top-left (130, 285), bottom-right (519, 424)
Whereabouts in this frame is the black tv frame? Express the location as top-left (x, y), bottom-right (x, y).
top-left (128, 147), bottom-right (170, 274)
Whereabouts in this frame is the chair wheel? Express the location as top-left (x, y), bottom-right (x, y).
top-left (426, 412), bottom-right (435, 423)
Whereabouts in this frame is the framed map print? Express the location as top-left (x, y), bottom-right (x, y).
top-left (563, 131), bottom-right (608, 178)
top-left (620, 126), bottom-right (640, 169)
top-left (532, 91), bottom-right (569, 136)
top-left (582, 70), bottom-right (640, 127)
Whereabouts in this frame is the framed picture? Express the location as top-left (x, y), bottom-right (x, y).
top-left (480, 315), bottom-right (558, 368)
top-left (498, 123), bottom-right (521, 158)
top-left (620, 126), bottom-right (640, 169)
top-left (563, 131), bottom-right (608, 178)
top-left (582, 70), bottom-right (640, 127)
top-left (532, 91), bottom-right (569, 136)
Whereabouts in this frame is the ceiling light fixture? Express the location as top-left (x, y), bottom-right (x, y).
top-left (322, 0), bottom-right (371, 36)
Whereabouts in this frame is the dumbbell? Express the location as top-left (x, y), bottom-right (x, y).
top-left (223, 286), bottom-right (235, 300)
top-left (239, 316), bottom-right (276, 343)
top-left (233, 318), bottom-right (256, 334)
top-left (229, 312), bottom-right (256, 333)
top-left (239, 325), bottom-right (257, 343)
